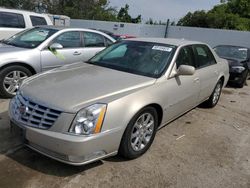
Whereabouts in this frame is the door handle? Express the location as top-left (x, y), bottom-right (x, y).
top-left (194, 78), bottom-right (200, 82)
top-left (214, 70), bottom-right (219, 75)
top-left (73, 51), bottom-right (81, 55)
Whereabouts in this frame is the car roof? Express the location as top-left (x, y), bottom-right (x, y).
top-left (214, 44), bottom-right (249, 49)
top-left (0, 7), bottom-right (48, 17)
top-left (125, 37), bottom-right (206, 47)
top-left (35, 25), bottom-right (68, 30)
top-left (35, 25), bottom-right (113, 33)
top-left (33, 26), bottom-right (116, 42)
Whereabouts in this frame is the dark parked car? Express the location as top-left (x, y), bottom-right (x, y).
top-left (214, 45), bottom-right (250, 88)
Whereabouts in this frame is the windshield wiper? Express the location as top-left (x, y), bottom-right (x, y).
top-left (1, 40), bottom-right (8, 44)
top-left (1, 40), bottom-right (16, 47)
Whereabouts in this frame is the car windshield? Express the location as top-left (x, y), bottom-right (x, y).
top-left (3, 27), bottom-right (58, 49)
top-left (214, 46), bottom-right (248, 61)
top-left (88, 41), bottom-right (177, 78)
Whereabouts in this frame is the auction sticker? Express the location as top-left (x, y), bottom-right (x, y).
top-left (152, 46), bottom-right (172, 52)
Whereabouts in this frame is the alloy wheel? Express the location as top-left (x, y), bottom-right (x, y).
top-left (212, 82), bottom-right (222, 105)
top-left (3, 71), bottom-right (28, 95)
top-left (130, 113), bottom-right (155, 151)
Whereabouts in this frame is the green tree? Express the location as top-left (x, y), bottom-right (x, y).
top-left (177, 0), bottom-right (250, 31)
top-left (145, 18), bottom-right (169, 25)
top-left (117, 4), bottom-right (131, 22)
top-left (146, 18), bottom-right (154, 25)
top-left (178, 11), bottom-right (208, 27)
top-left (117, 4), bottom-right (141, 23)
top-left (0, 0), bottom-right (118, 21)
top-left (227, 0), bottom-right (250, 18)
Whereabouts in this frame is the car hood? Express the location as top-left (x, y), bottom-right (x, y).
top-left (20, 62), bottom-right (156, 113)
top-left (221, 56), bottom-right (246, 66)
top-left (222, 57), bottom-right (250, 72)
top-left (0, 43), bottom-right (26, 53)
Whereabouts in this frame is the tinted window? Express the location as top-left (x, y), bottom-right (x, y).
top-left (53, 31), bottom-right (81, 48)
top-left (30, 16), bottom-right (47, 26)
top-left (176, 46), bottom-right (195, 68)
top-left (193, 45), bottom-right (216, 68)
top-left (214, 46), bottom-right (248, 61)
top-left (0, 12), bottom-right (25, 28)
top-left (88, 41), bottom-right (177, 78)
top-left (84, 32), bottom-right (105, 47)
top-left (105, 37), bottom-right (113, 46)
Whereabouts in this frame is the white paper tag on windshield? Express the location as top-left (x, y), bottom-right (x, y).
top-left (239, 48), bottom-right (247, 51)
top-left (37, 30), bottom-right (49, 37)
top-left (152, 46), bottom-right (172, 52)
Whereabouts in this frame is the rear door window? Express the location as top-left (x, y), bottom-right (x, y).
top-left (0, 12), bottom-right (25, 28)
top-left (83, 32), bottom-right (105, 47)
top-left (105, 37), bottom-right (113, 46)
top-left (193, 45), bottom-right (216, 68)
top-left (30, 16), bottom-right (47, 26)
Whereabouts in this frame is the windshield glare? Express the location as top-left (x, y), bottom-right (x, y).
top-left (214, 46), bottom-right (248, 60)
top-left (89, 41), bottom-right (176, 78)
top-left (5, 27), bottom-right (58, 48)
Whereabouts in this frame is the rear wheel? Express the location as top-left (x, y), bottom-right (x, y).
top-left (0, 66), bottom-right (32, 98)
top-left (119, 107), bottom-right (158, 159)
top-left (202, 79), bottom-right (223, 108)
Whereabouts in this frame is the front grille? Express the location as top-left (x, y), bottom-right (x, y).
top-left (12, 93), bottom-right (62, 129)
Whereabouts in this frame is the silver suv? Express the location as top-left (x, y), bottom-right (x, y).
top-left (0, 26), bottom-right (115, 98)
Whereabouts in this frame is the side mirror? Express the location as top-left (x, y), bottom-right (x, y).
top-left (49, 43), bottom-right (63, 50)
top-left (176, 65), bottom-right (195, 76)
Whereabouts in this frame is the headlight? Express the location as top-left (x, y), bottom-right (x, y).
top-left (69, 104), bottom-right (107, 135)
top-left (231, 66), bottom-right (245, 73)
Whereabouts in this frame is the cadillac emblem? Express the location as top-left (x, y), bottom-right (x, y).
top-left (19, 105), bottom-right (28, 116)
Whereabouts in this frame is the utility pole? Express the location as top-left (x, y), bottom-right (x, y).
top-left (164, 19), bottom-right (170, 38)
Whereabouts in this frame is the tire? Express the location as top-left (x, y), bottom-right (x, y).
top-left (202, 79), bottom-right (223, 108)
top-left (0, 65), bottom-right (32, 98)
top-left (119, 107), bottom-right (158, 159)
top-left (237, 72), bottom-right (248, 88)
top-left (237, 79), bottom-right (245, 88)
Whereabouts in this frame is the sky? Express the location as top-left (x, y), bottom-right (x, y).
top-left (108, 0), bottom-right (221, 22)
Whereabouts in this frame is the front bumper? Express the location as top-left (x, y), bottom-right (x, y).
top-left (228, 72), bottom-right (246, 83)
top-left (9, 101), bottom-right (122, 166)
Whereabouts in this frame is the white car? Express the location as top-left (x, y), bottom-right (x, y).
top-left (0, 7), bottom-right (53, 40)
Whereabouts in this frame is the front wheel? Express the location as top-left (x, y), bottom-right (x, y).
top-left (237, 71), bottom-right (248, 88)
top-left (0, 66), bottom-right (32, 98)
top-left (202, 80), bottom-right (223, 108)
top-left (119, 107), bottom-right (158, 159)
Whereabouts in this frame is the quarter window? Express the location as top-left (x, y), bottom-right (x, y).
top-left (193, 45), bottom-right (216, 68)
top-left (105, 37), bottom-right (113, 46)
top-left (84, 32), bottom-right (105, 47)
top-left (30, 16), bottom-right (47, 26)
top-left (0, 12), bottom-right (25, 28)
top-left (53, 31), bottom-right (81, 48)
top-left (176, 46), bottom-right (196, 68)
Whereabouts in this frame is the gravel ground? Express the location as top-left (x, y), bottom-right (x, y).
top-left (0, 82), bottom-right (249, 188)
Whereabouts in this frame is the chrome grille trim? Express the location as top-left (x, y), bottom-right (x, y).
top-left (12, 93), bottom-right (62, 129)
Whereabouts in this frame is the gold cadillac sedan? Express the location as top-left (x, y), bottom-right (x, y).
top-left (9, 38), bottom-right (229, 165)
